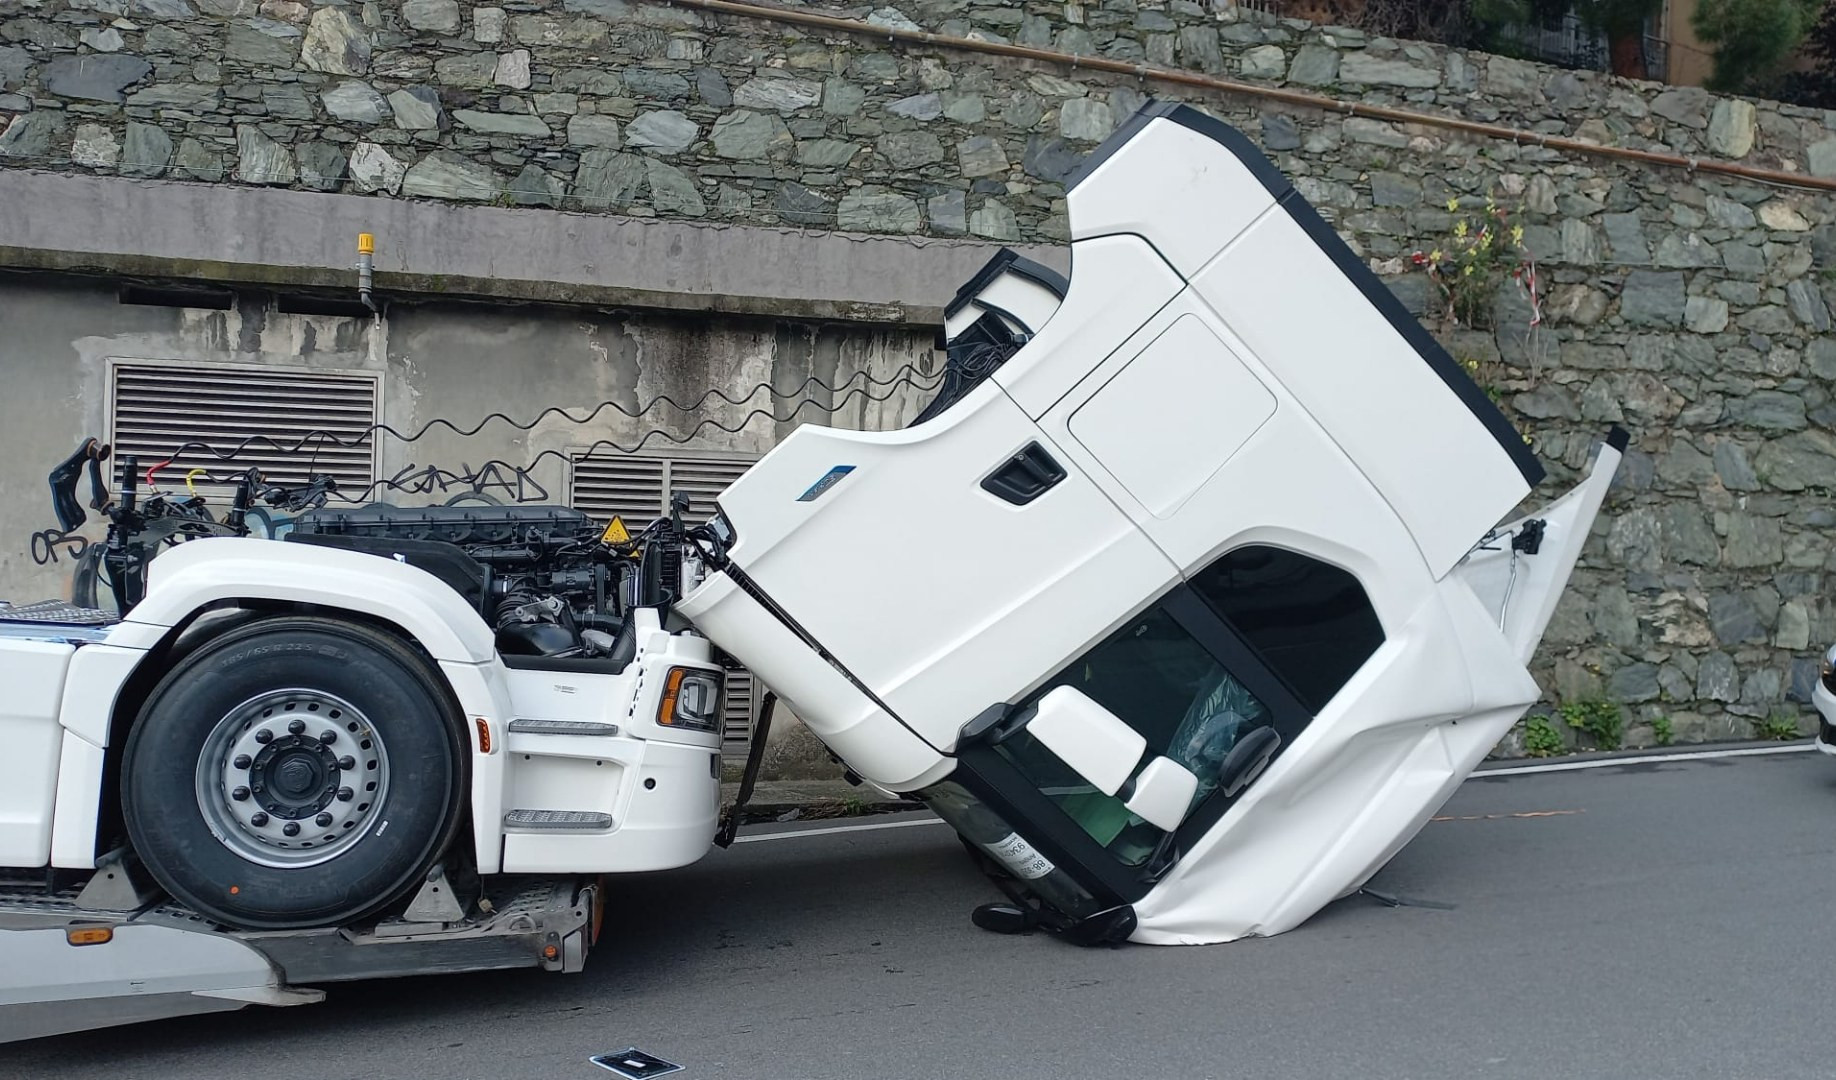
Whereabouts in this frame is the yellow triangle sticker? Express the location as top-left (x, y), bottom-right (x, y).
top-left (601, 516), bottom-right (631, 544)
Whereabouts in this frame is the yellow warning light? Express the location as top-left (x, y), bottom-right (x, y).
top-left (66, 926), bottom-right (113, 946)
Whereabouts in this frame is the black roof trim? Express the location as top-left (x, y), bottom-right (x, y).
top-left (1067, 99), bottom-right (1544, 489)
top-left (1276, 191), bottom-right (1545, 488)
top-left (1066, 100), bottom-right (1292, 201)
top-left (941, 248), bottom-right (1071, 324)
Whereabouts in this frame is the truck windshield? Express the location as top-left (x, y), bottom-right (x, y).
top-left (996, 607), bottom-right (1271, 866)
top-left (914, 551), bottom-right (1375, 931)
top-left (913, 597), bottom-right (1290, 930)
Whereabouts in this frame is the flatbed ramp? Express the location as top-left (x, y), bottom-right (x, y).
top-left (0, 869), bottom-right (599, 1042)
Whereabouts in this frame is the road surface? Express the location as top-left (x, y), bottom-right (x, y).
top-left (5, 746), bottom-right (1833, 1080)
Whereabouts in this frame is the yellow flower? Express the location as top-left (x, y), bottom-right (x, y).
top-left (1454, 220), bottom-right (1468, 239)
top-left (1446, 197), bottom-right (1459, 212)
top-left (1463, 265), bottom-right (1475, 277)
top-left (1511, 224), bottom-right (1524, 244)
top-left (1429, 248), bottom-right (1443, 262)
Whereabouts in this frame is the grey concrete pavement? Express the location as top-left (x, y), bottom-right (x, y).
top-left (6, 748), bottom-right (1834, 1080)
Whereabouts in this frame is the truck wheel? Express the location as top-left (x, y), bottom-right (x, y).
top-left (121, 616), bottom-right (467, 930)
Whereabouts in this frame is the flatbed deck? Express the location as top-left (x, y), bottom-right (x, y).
top-left (0, 867), bottom-right (599, 1042)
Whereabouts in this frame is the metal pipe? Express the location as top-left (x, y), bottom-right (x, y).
top-left (356, 232), bottom-right (376, 313)
top-left (664, 0), bottom-right (1836, 194)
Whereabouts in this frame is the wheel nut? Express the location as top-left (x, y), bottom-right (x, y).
top-left (254, 729), bottom-right (273, 744)
top-left (316, 813), bottom-right (334, 828)
top-left (282, 822), bottom-right (300, 837)
top-left (233, 754), bottom-right (252, 769)
top-left (231, 786), bottom-right (250, 801)
top-left (319, 730), bottom-right (338, 744)
top-left (288, 719), bottom-right (306, 735)
top-left (337, 787), bottom-right (354, 802)
top-left (338, 755), bottom-right (356, 771)
top-left (250, 812), bottom-right (269, 827)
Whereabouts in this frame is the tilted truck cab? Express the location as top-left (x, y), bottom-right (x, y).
top-left (679, 102), bottom-right (1622, 946)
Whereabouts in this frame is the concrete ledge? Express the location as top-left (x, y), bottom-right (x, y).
top-left (0, 169), bottom-right (1068, 324)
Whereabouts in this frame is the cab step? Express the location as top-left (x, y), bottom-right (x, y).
top-left (507, 719), bottom-right (620, 736)
top-left (503, 809), bottom-right (614, 832)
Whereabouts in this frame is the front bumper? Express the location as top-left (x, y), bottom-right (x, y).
top-left (1813, 676), bottom-right (1836, 755)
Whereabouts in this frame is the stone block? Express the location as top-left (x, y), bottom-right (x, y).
top-left (838, 191), bottom-right (920, 233)
top-left (401, 149), bottom-right (500, 201)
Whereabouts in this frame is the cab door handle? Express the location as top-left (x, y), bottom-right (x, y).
top-left (981, 442), bottom-right (1066, 505)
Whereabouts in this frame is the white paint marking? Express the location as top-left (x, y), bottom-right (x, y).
top-left (1473, 743), bottom-right (1815, 778)
top-left (733, 817), bottom-right (948, 844)
top-left (733, 743), bottom-right (1823, 844)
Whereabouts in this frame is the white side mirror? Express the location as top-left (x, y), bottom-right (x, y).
top-left (1123, 756), bottom-right (1200, 831)
top-left (1026, 685), bottom-right (1145, 796)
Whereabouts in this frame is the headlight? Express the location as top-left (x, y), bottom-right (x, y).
top-left (658, 667), bottom-right (723, 732)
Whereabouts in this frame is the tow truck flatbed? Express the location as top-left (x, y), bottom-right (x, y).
top-left (0, 867), bottom-right (598, 1042)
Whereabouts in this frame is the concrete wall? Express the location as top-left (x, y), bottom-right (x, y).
top-left (0, 272), bottom-right (939, 606)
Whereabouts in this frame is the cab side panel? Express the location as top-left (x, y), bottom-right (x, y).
top-left (705, 378), bottom-right (1179, 754)
top-left (0, 639), bottom-right (73, 866)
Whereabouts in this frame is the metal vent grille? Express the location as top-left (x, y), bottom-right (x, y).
top-left (568, 452), bottom-right (753, 529)
top-left (721, 669), bottom-right (757, 754)
top-left (568, 455), bottom-right (669, 529)
top-left (571, 450), bottom-right (761, 756)
top-left (109, 362), bottom-right (380, 490)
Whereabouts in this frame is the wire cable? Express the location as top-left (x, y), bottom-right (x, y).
top-left (154, 367), bottom-right (942, 504)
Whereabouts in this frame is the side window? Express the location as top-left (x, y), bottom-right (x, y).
top-left (997, 606), bottom-right (1274, 865)
top-left (1190, 546), bottom-right (1384, 714)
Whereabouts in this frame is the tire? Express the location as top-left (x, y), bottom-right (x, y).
top-left (121, 616), bottom-right (467, 929)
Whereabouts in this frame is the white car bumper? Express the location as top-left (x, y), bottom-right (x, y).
top-left (1813, 672), bottom-right (1836, 755)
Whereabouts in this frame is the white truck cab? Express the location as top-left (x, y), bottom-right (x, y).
top-left (679, 102), bottom-right (1622, 946)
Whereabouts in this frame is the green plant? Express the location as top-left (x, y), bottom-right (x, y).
top-left (1523, 715), bottom-right (1565, 757)
top-left (1651, 714), bottom-right (1674, 747)
top-left (1694, 0), bottom-right (1821, 95)
top-left (1755, 713), bottom-right (1802, 741)
top-left (1559, 700), bottom-right (1624, 751)
top-left (1458, 355), bottom-right (1505, 403)
top-left (1411, 197), bottom-right (1538, 332)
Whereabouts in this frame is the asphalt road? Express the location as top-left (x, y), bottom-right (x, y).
top-left (6, 747), bottom-right (1835, 1080)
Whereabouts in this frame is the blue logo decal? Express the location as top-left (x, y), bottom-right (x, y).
top-left (798, 465), bottom-right (855, 502)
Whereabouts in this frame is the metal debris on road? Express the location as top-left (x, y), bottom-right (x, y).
top-left (588, 1049), bottom-right (683, 1078)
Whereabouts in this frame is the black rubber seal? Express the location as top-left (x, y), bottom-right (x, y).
top-left (1606, 425), bottom-right (1631, 452)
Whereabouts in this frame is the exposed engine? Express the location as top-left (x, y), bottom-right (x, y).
top-left (286, 504), bottom-right (642, 659)
top-left (36, 437), bottom-right (704, 662)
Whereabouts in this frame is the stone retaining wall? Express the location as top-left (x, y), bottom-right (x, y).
top-left (5, 0), bottom-right (1836, 752)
